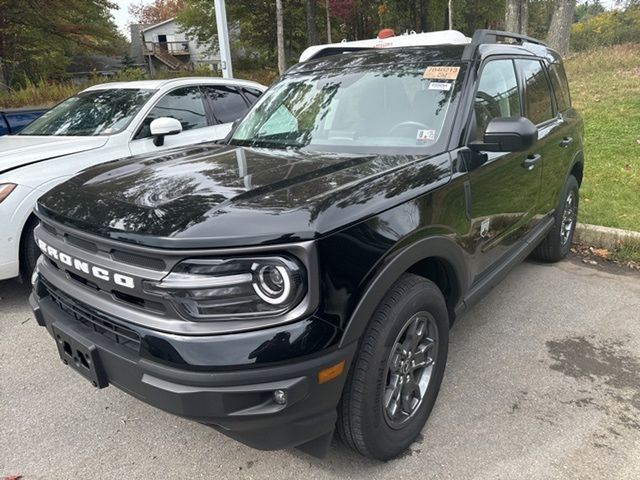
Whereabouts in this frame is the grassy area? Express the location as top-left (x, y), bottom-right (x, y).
top-left (610, 238), bottom-right (640, 264)
top-left (0, 67), bottom-right (279, 109)
top-left (565, 44), bottom-right (640, 232)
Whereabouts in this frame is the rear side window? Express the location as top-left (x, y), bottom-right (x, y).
top-left (136, 86), bottom-right (207, 139)
top-left (548, 62), bottom-right (571, 112)
top-left (243, 88), bottom-right (263, 105)
top-left (474, 59), bottom-right (521, 137)
top-left (516, 59), bottom-right (554, 125)
top-left (203, 86), bottom-right (250, 124)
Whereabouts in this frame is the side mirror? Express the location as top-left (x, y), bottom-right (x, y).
top-left (150, 117), bottom-right (183, 147)
top-left (469, 117), bottom-right (538, 153)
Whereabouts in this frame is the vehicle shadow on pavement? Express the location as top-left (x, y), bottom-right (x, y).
top-left (0, 279), bottom-right (32, 313)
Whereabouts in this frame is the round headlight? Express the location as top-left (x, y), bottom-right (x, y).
top-left (253, 264), bottom-right (291, 304)
top-left (143, 255), bottom-right (307, 320)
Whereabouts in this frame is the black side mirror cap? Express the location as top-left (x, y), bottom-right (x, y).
top-left (469, 117), bottom-right (538, 153)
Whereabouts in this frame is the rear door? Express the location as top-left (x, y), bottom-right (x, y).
top-left (464, 57), bottom-right (544, 276)
top-left (534, 58), bottom-right (580, 216)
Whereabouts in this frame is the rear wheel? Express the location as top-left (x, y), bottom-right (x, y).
top-left (337, 274), bottom-right (449, 460)
top-left (532, 174), bottom-right (579, 262)
top-left (20, 218), bottom-right (40, 284)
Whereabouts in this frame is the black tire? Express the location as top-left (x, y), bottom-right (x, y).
top-left (20, 218), bottom-right (40, 284)
top-left (337, 273), bottom-right (449, 460)
top-left (532, 175), bottom-right (579, 262)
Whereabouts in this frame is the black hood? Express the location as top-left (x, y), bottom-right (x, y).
top-left (38, 143), bottom-right (451, 248)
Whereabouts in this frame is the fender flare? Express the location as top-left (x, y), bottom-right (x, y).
top-left (338, 235), bottom-right (470, 348)
top-left (568, 149), bottom-right (584, 185)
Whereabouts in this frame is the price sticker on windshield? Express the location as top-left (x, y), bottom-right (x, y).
top-left (423, 66), bottom-right (460, 80)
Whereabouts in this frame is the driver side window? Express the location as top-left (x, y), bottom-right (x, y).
top-left (134, 86), bottom-right (207, 140)
top-left (474, 59), bottom-right (521, 138)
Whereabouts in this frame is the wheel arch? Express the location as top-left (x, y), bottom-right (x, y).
top-left (18, 212), bottom-right (39, 270)
top-left (338, 236), bottom-right (469, 348)
top-left (569, 150), bottom-right (584, 187)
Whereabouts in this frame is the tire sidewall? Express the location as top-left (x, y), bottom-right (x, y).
top-left (357, 280), bottom-right (449, 460)
top-left (20, 220), bottom-right (39, 283)
top-left (556, 175), bottom-right (580, 257)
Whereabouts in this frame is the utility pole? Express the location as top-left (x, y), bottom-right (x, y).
top-left (276, 0), bottom-right (286, 74)
top-left (326, 0), bottom-right (332, 43)
top-left (214, 0), bottom-right (233, 78)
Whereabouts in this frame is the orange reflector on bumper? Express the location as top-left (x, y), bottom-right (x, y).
top-left (317, 360), bottom-right (345, 384)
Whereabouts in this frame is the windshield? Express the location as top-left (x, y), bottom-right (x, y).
top-left (19, 88), bottom-right (155, 136)
top-left (231, 62), bottom-right (462, 153)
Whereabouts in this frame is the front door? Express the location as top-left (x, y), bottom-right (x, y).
top-left (129, 86), bottom-right (223, 156)
top-left (464, 58), bottom-right (544, 278)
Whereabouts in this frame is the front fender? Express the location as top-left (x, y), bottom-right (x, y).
top-left (338, 235), bottom-right (470, 348)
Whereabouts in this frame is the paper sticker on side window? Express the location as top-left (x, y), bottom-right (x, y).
top-left (423, 66), bottom-right (460, 80)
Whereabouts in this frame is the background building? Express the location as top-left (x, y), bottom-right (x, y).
top-left (130, 18), bottom-right (220, 74)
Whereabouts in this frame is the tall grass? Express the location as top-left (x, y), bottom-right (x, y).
top-left (0, 66), bottom-right (278, 109)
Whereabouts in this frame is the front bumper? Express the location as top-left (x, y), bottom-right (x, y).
top-left (30, 282), bottom-right (357, 455)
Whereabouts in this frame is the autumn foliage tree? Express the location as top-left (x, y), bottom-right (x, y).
top-left (129, 0), bottom-right (187, 25)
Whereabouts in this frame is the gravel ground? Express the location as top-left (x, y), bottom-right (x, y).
top-left (1, 258), bottom-right (639, 480)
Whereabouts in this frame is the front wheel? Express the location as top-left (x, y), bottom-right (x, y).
top-left (337, 274), bottom-right (449, 460)
top-left (532, 174), bottom-right (579, 262)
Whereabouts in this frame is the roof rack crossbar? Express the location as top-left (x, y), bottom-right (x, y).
top-left (462, 29), bottom-right (547, 60)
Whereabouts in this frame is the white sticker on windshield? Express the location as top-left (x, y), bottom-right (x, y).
top-left (428, 81), bottom-right (452, 91)
top-left (416, 129), bottom-right (436, 143)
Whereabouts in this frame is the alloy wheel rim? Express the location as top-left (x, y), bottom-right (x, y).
top-left (560, 190), bottom-right (577, 246)
top-left (382, 311), bottom-right (439, 429)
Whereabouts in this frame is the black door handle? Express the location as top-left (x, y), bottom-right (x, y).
top-left (560, 136), bottom-right (574, 148)
top-left (523, 154), bottom-right (542, 170)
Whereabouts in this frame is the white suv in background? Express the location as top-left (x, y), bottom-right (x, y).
top-left (0, 77), bottom-right (266, 282)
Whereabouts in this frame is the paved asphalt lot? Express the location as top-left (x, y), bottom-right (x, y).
top-left (1, 258), bottom-right (639, 480)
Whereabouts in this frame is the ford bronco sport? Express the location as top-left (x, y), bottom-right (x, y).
top-left (30, 29), bottom-right (583, 460)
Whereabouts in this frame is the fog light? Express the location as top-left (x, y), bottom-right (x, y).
top-left (273, 389), bottom-right (287, 405)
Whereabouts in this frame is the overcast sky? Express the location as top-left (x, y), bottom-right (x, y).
top-left (112, 0), bottom-right (150, 37)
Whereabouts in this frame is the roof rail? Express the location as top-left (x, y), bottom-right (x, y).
top-left (299, 30), bottom-right (470, 62)
top-left (462, 29), bottom-right (547, 60)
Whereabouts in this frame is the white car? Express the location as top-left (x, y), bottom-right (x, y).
top-left (0, 77), bottom-right (266, 281)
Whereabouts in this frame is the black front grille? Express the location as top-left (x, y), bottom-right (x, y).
top-left (42, 279), bottom-right (141, 352)
top-left (65, 234), bottom-right (98, 253)
top-left (111, 249), bottom-right (166, 271)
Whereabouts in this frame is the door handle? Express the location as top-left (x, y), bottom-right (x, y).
top-left (523, 154), bottom-right (542, 171)
top-left (560, 136), bottom-right (574, 148)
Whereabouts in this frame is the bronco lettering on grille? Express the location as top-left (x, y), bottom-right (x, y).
top-left (37, 238), bottom-right (135, 289)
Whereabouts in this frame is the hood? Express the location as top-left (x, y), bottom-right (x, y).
top-left (0, 135), bottom-right (109, 174)
top-left (38, 144), bottom-right (451, 248)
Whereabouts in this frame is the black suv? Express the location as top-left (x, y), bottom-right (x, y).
top-left (30, 30), bottom-right (583, 460)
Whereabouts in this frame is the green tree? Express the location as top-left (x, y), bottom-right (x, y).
top-left (0, 0), bottom-right (127, 89)
top-left (178, 0), bottom-right (309, 68)
top-left (574, 0), bottom-right (605, 22)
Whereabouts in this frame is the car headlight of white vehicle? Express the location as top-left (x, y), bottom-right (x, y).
top-left (0, 183), bottom-right (17, 203)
